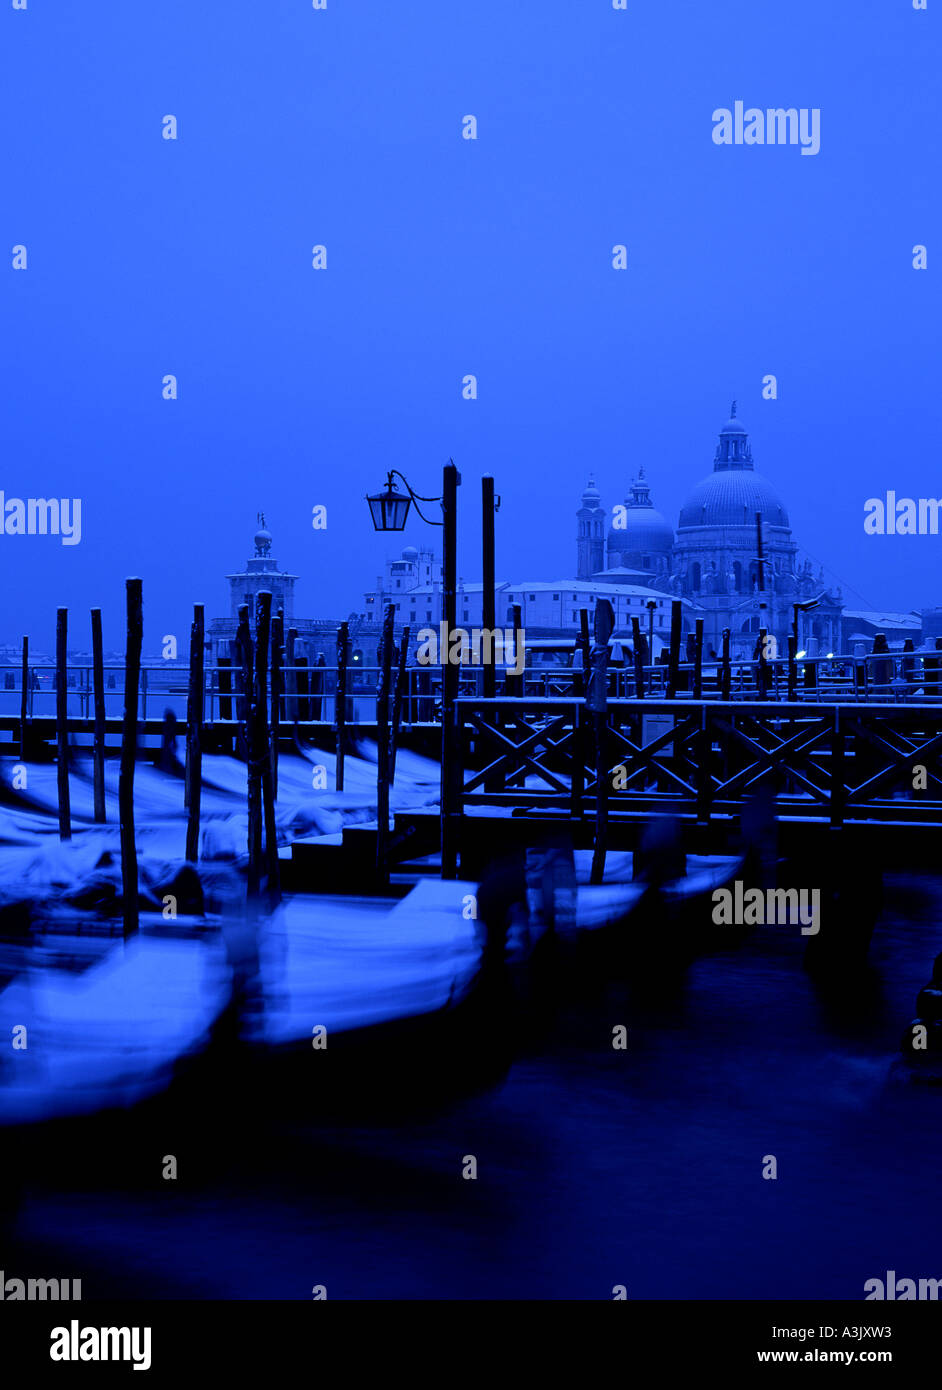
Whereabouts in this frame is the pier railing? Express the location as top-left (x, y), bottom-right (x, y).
top-left (1, 648), bottom-right (940, 729)
top-left (454, 696), bottom-right (942, 829)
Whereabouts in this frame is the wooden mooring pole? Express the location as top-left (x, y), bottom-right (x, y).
top-left (375, 604), bottom-right (395, 882)
top-left (506, 602), bottom-right (524, 697)
top-left (440, 460), bottom-right (460, 881)
top-left (55, 608), bottom-right (71, 841)
top-left (721, 627), bottom-right (732, 700)
top-left (120, 579), bottom-right (143, 936)
top-left (255, 592), bottom-right (280, 906)
top-left (578, 608), bottom-right (591, 695)
top-left (237, 605), bottom-right (261, 896)
top-left (390, 624), bottom-right (410, 784)
top-left (588, 599), bottom-right (614, 885)
top-left (236, 604), bottom-right (252, 754)
top-left (185, 604), bottom-right (204, 861)
top-left (285, 626), bottom-right (297, 726)
top-left (335, 621), bottom-right (349, 791)
top-left (91, 609), bottom-right (106, 822)
top-left (631, 616), bottom-right (645, 699)
top-left (506, 602), bottom-right (525, 789)
top-left (482, 474), bottom-right (497, 703)
top-left (666, 600), bottom-right (682, 700)
top-left (19, 635), bottom-right (28, 763)
top-left (270, 606), bottom-right (283, 801)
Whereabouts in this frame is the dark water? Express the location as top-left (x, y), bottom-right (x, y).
top-left (5, 871), bottom-right (942, 1300)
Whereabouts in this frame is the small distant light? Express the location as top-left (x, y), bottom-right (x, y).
top-left (826, 652), bottom-right (834, 659)
top-left (796, 650), bottom-right (807, 660)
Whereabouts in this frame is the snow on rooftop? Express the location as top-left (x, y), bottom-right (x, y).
top-left (842, 610), bottom-right (921, 628)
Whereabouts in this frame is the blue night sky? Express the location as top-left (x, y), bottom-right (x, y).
top-left (2, 0), bottom-right (939, 653)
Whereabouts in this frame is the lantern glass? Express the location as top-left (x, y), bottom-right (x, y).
top-left (366, 484), bottom-right (411, 531)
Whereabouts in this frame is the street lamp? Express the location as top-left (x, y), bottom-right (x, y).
top-left (645, 599), bottom-right (657, 661)
top-left (792, 597), bottom-right (820, 664)
top-left (366, 460), bottom-right (461, 879)
top-left (366, 470), bottom-right (443, 532)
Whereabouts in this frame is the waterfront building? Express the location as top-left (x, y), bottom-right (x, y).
top-left (209, 516), bottom-right (336, 663)
top-left (580, 404), bottom-right (845, 661)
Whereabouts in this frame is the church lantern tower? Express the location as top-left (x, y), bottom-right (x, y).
top-left (576, 479), bottom-right (606, 579)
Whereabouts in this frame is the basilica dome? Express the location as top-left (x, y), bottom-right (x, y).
top-left (678, 470), bottom-right (789, 530)
top-left (677, 404), bottom-right (790, 531)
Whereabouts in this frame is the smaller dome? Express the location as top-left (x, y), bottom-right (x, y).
top-left (581, 478), bottom-right (602, 504)
top-left (401, 545), bottom-right (419, 561)
top-left (607, 511), bottom-right (674, 554)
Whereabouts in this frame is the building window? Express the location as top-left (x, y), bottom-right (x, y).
top-left (410, 612), bottom-right (416, 622)
top-left (426, 611), bottom-right (432, 621)
top-left (552, 593), bottom-right (559, 601)
top-left (529, 594), bottom-right (536, 602)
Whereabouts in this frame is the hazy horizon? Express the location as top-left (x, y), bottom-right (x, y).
top-left (3, 0), bottom-right (939, 653)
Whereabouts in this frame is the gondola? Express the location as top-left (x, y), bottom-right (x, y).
top-left (0, 869), bottom-right (523, 1175)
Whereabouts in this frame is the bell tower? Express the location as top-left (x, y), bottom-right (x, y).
top-left (576, 480), bottom-right (606, 579)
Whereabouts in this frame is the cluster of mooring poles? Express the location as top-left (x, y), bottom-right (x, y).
top-left (36, 582), bottom-right (299, 935)
top-left (44, 583), bottom-right (144, 935)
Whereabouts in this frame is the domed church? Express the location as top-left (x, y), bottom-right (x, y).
top-left (578, 404), bottom-right (843, 661)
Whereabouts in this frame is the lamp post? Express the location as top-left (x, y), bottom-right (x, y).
top-left (481, 475), bottom-right (499, 701)
top-left (793, 598), bottom-right (819, 648)
top-left (366, 461), bottom-right (461, 879)
top-left (645, 599), bottom-right (657, 663)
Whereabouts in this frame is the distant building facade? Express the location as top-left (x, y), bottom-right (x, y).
top-left (209, 517), bottom-right (335, 663)
top-left (363, 544), bottom-right (685, 662)
top-left (842, 611), bottom-right (921, 649)
top-left (352, 406), bottom-right (942, 668)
